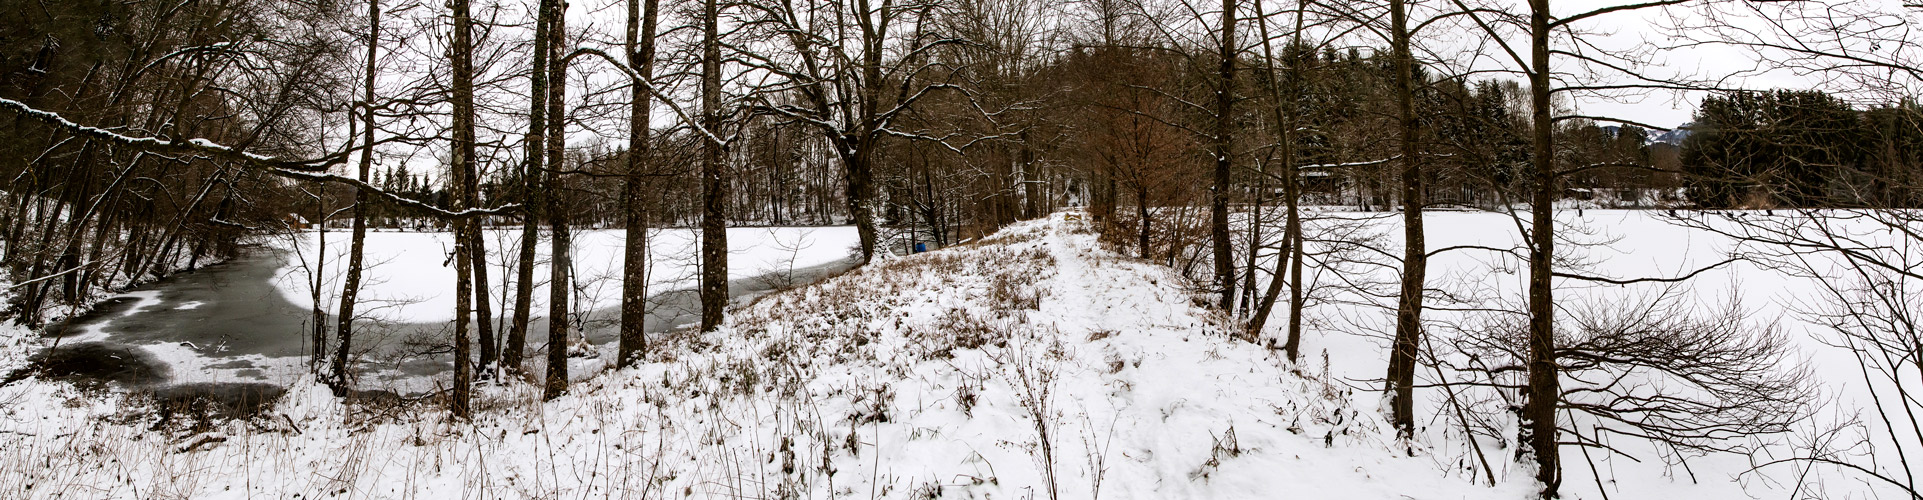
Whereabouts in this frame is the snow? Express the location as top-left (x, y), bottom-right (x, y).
top-left (0, 210), bottom-right (1911, 499)
top-left (0, 216), bottom-right (1523, 499)
top-left (1256, 209), bottom-right (1913, 500)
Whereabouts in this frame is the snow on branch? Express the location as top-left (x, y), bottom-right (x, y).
top-left (2, 97), bottom-right (516, 220)
top-left (269, 169), bottom-right (520, 220)
top-left (0, 97), bottom-right (342, 172)
top-left (1299, 156), bottom-right (1399, 171)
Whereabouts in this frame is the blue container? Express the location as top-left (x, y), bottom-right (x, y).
top-left (914, 243), bottom-right (927, 253)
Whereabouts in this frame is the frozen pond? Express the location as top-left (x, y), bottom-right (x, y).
top-left (27, 227), bottom-right (862, 395)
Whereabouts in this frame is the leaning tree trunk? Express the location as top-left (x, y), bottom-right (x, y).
top-left (77, 185), bottom-right (126, 301)
top-left (333, 0), bottom-right (380, 390)
top-left (507, 0), bottom-right (551, 375)
top-left (1246, 0), bottom-right (1310, 361)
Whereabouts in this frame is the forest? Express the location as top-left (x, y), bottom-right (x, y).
top-left (1, 0), bottom-right (1921, 498)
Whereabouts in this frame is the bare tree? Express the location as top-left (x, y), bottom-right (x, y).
top-left (448, 0), bottom-right (480, 417)
top-left (1209, 0), bottom-right (1239, 313)
top-left (619, 0), bottom-right (662, 367)
top-left (1449, 0), bottom-right (1753, 494)
top-left (1665, 6), bottom-right (1923, 491)
top-left (1243, 0), bottom-right (1309, 362)
top-left (507, 0), bottom-right (553, 376)
top-left (735, 0), bottom-right (962, 265)
top-left (1380, 0), bottom-right (1429, 438)
top-left (332, 0), bottom-right (383, 390)
top-left (698, 0), bottom-right (728, 333)
top-left (543, 0), bottom-right (571, 400)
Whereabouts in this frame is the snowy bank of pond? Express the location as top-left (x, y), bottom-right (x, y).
top-left (21, 226), bottom-right (861, 394)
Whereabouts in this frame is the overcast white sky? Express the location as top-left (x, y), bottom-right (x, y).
top-left (1533, 0), bottom-right (1734, 129)
top-left (1532, 0), bottom-right (1919, 129)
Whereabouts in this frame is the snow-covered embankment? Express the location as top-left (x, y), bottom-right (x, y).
top-left (0, 216), bottom-right (1516, 499)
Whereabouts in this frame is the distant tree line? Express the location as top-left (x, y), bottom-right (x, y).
top-left (1683, 90), bottom-right (1923, 209)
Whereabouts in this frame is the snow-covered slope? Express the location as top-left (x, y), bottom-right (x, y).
top-left (587, 216), bottom-right (1526, 498)
top-left (0, 215), bottom-right (1522, 499)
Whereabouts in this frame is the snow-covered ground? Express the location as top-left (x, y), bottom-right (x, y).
top-left (1263, 209), bottom-right (1913, 500)
top-left (0, 216), bottom-right (1529, 499)
top-left (0, 211), bottom-right (1911, 499)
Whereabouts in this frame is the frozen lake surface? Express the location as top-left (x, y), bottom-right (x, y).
top-left (29, 226), bottom-right (863, 394)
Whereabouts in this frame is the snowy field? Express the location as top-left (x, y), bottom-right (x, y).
top-left (0, 211), bottom-right (1912, 499)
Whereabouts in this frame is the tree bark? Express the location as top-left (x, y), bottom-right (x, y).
top-left (1245, 0), bottom-right (1307, 363)
top-left (449, 0), bottom-right (477, 417)
top-left (1021, 131), bottom-right (1039, 219)
top-left (1137, 184), bottom-right (1151, 259)
top-left (698, 0), bottom-right (727, 332)
top-left (471, 218), bottom-right (494, 372)
top-left (845, 144), bottom-right (878, 263)
top-left (333, 0), bottom-right (379, 390)
top-left (543, 0), bottom-right (571, 400)
top-left (310, 188), bottom-right (328, 370)
top-left (1384, 0), bottom-right (1428, 439)
top-left (1523, 0), bottom-right (1560, 495)
top-left (507, 0), bottom-right (551, 375)
top-left (1212, 0), bottom-right (1238, 313)
top-left (619, 0), bottom-right (659, 367)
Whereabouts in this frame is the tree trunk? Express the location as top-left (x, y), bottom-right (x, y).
top-left (471, 221), bottom-right (494, 372)
top-left (698, 0), bottom-right (727, 333)
top-left (1282, 184), bottom-right (1304, 361)
top-left (619, 0), bottom-right (659, 367)
top-left (1522, 0), bottom-right (1560, 495)
top-left (1384, 0), bottom-right (1428, 439)
top-left (312, 189), bottom-right (328, 370)
top-left (333, 0), bottom-right (380, 390)
top-left (1242, 163), bottom-right (1263, 315)
top-left (543, 1), bottom-right (571, 400)
top-left (1021, 131), bottom-right (1039, 219)
top-left (1137, 184), bottom-right (1151, 259)
top-left (1246, 0), bottom-right (1309, 362)
top-left (20, 192), bottom-right (71, 326)
top-left (1212, 0), bottom-right (1238, 313)
top-left (77, 190), bottom-right (124, 301)
top-left (449, 0), bottom-right (477, 417)
top-left (507, 0), bottom-right (551, 375)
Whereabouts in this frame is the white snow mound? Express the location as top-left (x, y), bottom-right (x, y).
top-left (573, 216), bottom-right (1524, 498)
